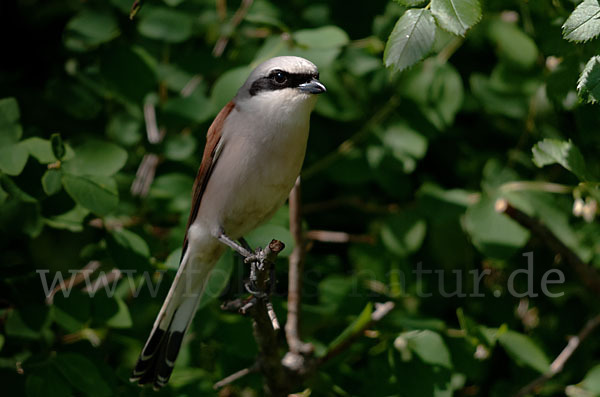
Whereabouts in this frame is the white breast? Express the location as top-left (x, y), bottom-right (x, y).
top-left (194, 89), bottom-right (317, 241)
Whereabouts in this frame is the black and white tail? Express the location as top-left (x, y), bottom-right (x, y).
top-left (130, 252), bottom-right (212, 390)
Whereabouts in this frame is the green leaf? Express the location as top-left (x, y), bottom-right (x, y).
top-left (431, 0), bottom-right (482, 36)
top-left (498, 330), bottom-right (550, 374)
top-left (51, 133), bottom-right (66, 160)
top-left (100, 46), bottom-right (157, 103)
top-left (138, 8), bottom-right (194, 43)
top-left (106, 297), bottom-right (133, 328)
top-left (106, 113), bottom-right (142, 146)
top-left (578, 55), bottom-right (600, 104)
top-left (532, 139), bottom-right (587, 180)
top-left (580, 364), bottom-right (600, 393)
top-left (326, 302), bottom-right (373, 354)
top-left (163, 90), bottom-right (215, 124)
top-left (399, 59), bottom-right (464, 129)
top-left (62, 174), bottom-right (118, 215)
top-left (394, 0), bottom-right (427, 5)
top-left (0, 142), bottom-right (28, 175)
top-left (384, 9), bottom-right (437, 73)
top-left (487, 19), bottom-right (538, 69)
top-left (562, 0), bottom-right (600, 42)
top-left (53, 353), bottom-right (112, 397)
top-left (0, 183), bottom-right (7, 205)
top-left (5, 309), bottom-right (43, 339)
top-left (380, 212), bottom-right (427, 257)
top-left (106, 228), bottom-right (150, 271)
top-left (63, 140), bottom-right (127, 176)
top-left (64, 9), bottom-right (120, 51)
top-left (0, 96), bottom-right (19, 123)
top-left (464, 195), bottom-right (530, 259)
top-left (23, 137), bottom-right (56, 164)
top-left (42, 169), bottom-right (63, 196)
top-left (293, 25), bottom-right (350, 49)
top-left (165, 247), bottom-right (183, 270)
top-left (45, 206), bottom-right (90, 232)
top-left (399, 330), bottom-right (453, 368)
top-left (379, 123), bottom-right (428, 165)
top-left (210, 66), bottom-right (253, 111)
top-left (164, 134), bottom-right (198, 160)
top-left (26, 365), bottom-right (72, 397)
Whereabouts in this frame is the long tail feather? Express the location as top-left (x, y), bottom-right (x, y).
top-left (130, 250), bottom-right (213, 389)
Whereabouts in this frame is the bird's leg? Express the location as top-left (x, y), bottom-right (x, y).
top-left (218, 232), bottom-right (268, 298)
top-left (218, 233), bottom-right (253, 258)
top-left (238, 237), bottom-right (252, 252)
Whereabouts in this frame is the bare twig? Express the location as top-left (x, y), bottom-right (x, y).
top-left (220, 240), bottom-right (292, 396)
top-left (212, 0), bottom-right (254, 57)
top-left (214, 362), bottom-right (260, 390)
top-left (319, 301), bottom-right (395, 365)
top-left (495, 198), bottom-right (600, 296)
top-left (306, 230), bottom-right (374, 244)
top-left (513, 314), bottom-right (600, 397)
top-left (286, 177), bottom-right (313, 356)
top-left (129, 0), bottom-right (143, 20)
top-left (499, 181), bottom-right (573, 194)
top-left (44, 261), bottom-right (100, 304)
top-left (131, 153), bottom-right (159, 197)
top-left (143, 102), bottom-right (163, 144)
top-left (266, 301), bottom-right (280, 331)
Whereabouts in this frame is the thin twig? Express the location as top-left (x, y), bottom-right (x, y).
top-left (286, 177), bottom-right (312, 355)
top-left (306, 230), bottom-right (374, 244)
top-left (220, 240), bottom-right (291, 396)
top-left (143, 102), bottom-right (163, 144)
top-left (131, 153), bottom-right (159, 197)
top-left (495, 198), bottom-right (600, 296)
top-left (499, 181), bottom-right (574, 194)
top-left (212, 0), bottom-right (254, 57)
top-left (266, 301), bottom-right (280, 332)
top-left (513, 314), bottom-right (600, 397)
top-left (213, 362), bottom-right (260, 390)
top-left (44, 261), bottom-right (101, 304)
top-left (319, 301), bottom-right (395, 365)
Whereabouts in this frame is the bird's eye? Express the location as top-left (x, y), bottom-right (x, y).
top-left (271, 71), bottom-right (287, 85)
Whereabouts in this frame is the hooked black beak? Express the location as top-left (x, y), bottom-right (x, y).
top-left (299, 79), bottom-right (326, 94)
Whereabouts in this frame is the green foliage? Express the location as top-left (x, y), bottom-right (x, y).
top-left (578, 55), bottom-right (600, 104)
top-left (384, 9), bottom-right (436, 73)
top-left (430, 0), bottom-right (482, 37)
top-left (498, 330), bottom-right (551, 374)
top-left (532, 139), bottom-right (587, 180)
top-left (384, 0), bottom-right (482, 72)
top-left (562, 0), bottom-right (600, 42)
top-left (2, 0), bottom-right (600, 396)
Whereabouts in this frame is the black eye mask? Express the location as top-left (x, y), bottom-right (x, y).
top-left (249, 70), bottom-right (319, 96)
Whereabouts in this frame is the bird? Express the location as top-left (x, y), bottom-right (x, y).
top-left (130, 56), bottom-right (326, 389)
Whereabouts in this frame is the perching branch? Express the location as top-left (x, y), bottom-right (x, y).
top-left (495, 198), bottom-right (600, 296)
top-left (214, 181), bottom-right (396, 395)
top-left (216, 239), bottom-right (293, 396)
top-left (513, 314), bottom-right (600, 397)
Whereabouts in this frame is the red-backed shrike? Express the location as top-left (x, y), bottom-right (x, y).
top-left (130, 56), bottom-right (325, 389)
